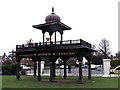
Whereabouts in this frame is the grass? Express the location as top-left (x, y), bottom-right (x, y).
top-left (2, 75), bottom-right (119, 89)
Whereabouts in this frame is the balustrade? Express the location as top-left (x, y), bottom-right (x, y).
top-left (16, 39), bottom-right (91, 49)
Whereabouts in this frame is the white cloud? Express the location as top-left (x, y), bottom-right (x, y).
top-left (0, 0), bottom-right (119, 55)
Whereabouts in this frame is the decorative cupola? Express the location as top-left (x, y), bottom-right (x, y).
top-left (32, 7), bottom-right (71, 44)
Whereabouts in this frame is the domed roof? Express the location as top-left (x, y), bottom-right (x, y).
top-left (45, 7), bottom-right (61, 23)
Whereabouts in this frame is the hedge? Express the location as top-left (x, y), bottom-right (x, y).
top-left (110, 59), bottom-right (120, 66)
top-left (2, 64), bottom-right (17, 75)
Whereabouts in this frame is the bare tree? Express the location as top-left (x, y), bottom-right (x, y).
top-left (91, 44), bottom-right (97, 55)
top-left (99, 38), bottom-right (111, 58)
top-left (91, 44), bottom-right (96, 50)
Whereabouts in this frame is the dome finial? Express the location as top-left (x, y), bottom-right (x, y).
top-left (52, 7), bottom-right (54, 14)
top-left (45, 7), bottom-right (61, 23)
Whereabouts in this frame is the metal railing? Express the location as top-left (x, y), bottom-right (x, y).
top-left (16, 39), bottom-right (91, 49)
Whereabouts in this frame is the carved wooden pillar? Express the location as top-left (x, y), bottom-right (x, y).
top-left (50, 35), bottom-right (52, 44)
top-left (33, 61), bottom-right (37, 77)
top-left (78, 56), bottom-right (83, 84)
top-left (85, 56), bottom-right (92, 80)
top-left (88, 58), bottom-right (91, 80)
top-left (37, 61), bottom-right (41, 81)
top-left (43, 32), bottom-right (45, 45)
top-left (16, 58), bottom-right (21, 80)
top-left (61, 57), bottom-right (68, 79)
top-left (53, 61), bottom-right (56, 77)
top-left (50, 62), bottom-right (54, 82)
top-left (49, 56), bottom-right (57, 81)
top-left (63, 61), bottom-right (67, 79)
top-left (60, 33), bottom-right (63, 44)
top-left (54, 32), bottom-right (56, 44)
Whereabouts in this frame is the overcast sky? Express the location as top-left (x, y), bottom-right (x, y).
top-left (0, 0), bottom-right (119, 56)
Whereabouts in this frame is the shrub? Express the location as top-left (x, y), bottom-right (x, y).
top-left (91, 55), bottom-right (103, 65)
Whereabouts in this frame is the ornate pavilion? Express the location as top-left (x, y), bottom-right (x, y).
top-left (15, 7), bottom-right (96, 84)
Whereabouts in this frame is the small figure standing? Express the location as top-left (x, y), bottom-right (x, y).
top-left (27, 39), bottom-right (33, 45)
top-left (1, 53), bottom-right (7, 62)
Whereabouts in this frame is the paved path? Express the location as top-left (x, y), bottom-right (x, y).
top-left (26, 67), bottom-right (120, 77)
top-left (27, 67), bottom-right (103, 76)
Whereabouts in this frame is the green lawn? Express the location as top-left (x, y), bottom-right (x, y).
top-left (2, 75), bottom-right (119, 89)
